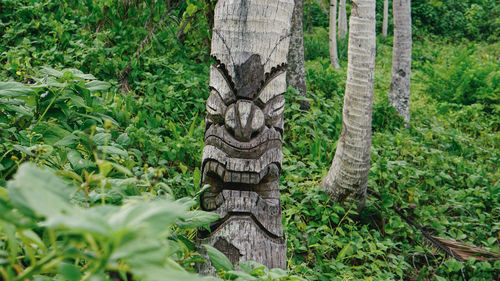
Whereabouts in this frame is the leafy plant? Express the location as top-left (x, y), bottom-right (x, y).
top-left (0, 163), bottom-right (218, 280)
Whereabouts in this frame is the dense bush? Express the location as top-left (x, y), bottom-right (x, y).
top-left (417, 42), bottom-right (500, 117)
top-left (412, 0), bottom-right (500, 41)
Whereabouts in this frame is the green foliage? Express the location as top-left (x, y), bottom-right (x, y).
top-left (417, 42), bottom-right (500, 117)
top-left (0, 163), bottom-right (216, 280)
top-left (304, 27), bottom-right (348, 62)
top-left (304, 1), bottom-right (329, 30)
top-left (412, 0), bottom-right (500, 41)
top-left (0, 0), bottom-right (499, 280)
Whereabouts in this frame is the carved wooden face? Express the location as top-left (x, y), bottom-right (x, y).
top-left (201, 55), bottom-right (286, 210)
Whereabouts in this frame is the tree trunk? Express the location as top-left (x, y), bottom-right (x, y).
top-left (329, 0), bottom-right (340, 69)
top-left (338, 0), bottom-right (348, 39)
top-left (389, 0), bottom-right (411, 124)
top-left (382, 0), bottom-right (389, 37)
top-left (322, 0), bottom-right (376, 210)
top-left (198, 0), bottom-right (294, 274)
top-left (307, 1), bottom-right (312, 34)
top-left (287, 0), bottom-right (310, 110)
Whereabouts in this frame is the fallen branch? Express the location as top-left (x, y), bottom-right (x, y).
top-left (119, 0), bottom-right (186, 93)
top-left (367, 189), bottom-right (500, 263)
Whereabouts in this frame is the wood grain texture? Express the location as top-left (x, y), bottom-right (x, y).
top-left (198, 0), bottom-right (294, 274)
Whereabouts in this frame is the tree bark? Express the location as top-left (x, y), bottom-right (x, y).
top-left (287, 0), bottom-right (310, 110)
top-left (382, 0), bottom-right (389, 37)
top-left (338, 0), bottom-right (348, 39)
top-left (329, 0), bottom-right (340, 69)
top-left (198, 0), bottom-right (294, 274)
top-left (389, 0), bottom-right (411, 124)
top-left (322, 0), bottom-right (376, 210)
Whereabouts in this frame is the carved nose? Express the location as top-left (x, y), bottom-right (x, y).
top-left (225, 100), bottom-right (264, 142)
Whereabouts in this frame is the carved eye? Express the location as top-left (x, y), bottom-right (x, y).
top-left (206, 90), bottom-right (226, 124)
top-left (209, 65), bottom-right (236, 104)
top-left (256, 72), bottom-right (286, 106)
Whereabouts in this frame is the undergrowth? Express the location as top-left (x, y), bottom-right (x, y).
top-left (0, 1), bottom-right (498, 280)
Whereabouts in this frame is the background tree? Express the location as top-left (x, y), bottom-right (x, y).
top-left (198, 0), bottom-right (294, 273)
top-left (329, 0), bottom-right (341, 68)
top-left (382, 0), bottom-right (389, 37)
top-left (338, 0), bottom-right (348, 39)
top-left (389, 0), bottom-right (412, 124)
top-left (322, 0), bottom-right (376, 209)
top-left (288, 0), bottom-right (311, 110)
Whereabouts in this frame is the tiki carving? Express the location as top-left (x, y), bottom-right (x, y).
top-left (198, 0), bottom-right (294, 272)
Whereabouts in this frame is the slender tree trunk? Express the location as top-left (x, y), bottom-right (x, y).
top-left (389, 0), bottom-right (411, 124)
top-left (322, 0), bottom-right (376, 209)
top-left (198, 0), bottom-right (294, 273)
top-left (329, 0), bottom-right (340, 69)
top-left (338, 0), bottom-right (348, 39)
top-left (307, 1), bottom-right (312, 34)
top-left (382, 0), bottom-right (389, 37)
top-left (288, 0), bottom-right (310, 110)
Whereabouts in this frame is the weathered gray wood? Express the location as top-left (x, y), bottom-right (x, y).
top-left (198, 0), bottom-right (294, 274)
top-left (322, 0), bottom-right (376, 210)
top-left (389, 0), bottom-right (411, 124)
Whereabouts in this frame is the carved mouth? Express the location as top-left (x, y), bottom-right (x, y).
top-left (198, 190), bottom-right (284, 240)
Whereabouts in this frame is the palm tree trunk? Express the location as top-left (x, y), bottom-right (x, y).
top-left (389, 0), bottom-right (412, 124)
top-left (329, 0), bottom-right (341, 69)
top-left (382, 0), bottom-right (389, 37)
top-left (322, 0), bottom-right (376, 209)
top-left (288, 0), bottom-right (311, 110)
top-left (198, 0), bottom-right (294, 274)
top-left (338, 0), bottom-right (348, 39)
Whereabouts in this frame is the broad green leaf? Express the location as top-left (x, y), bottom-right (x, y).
top-left (177, 210), bottom-right (219, 228)
top-left (58, 263), bottom-right (82, 281)
top-left (92, 133), bottom-right (111, 145)
top-left (116, 133), bottom-right (131, 146)
top-left (66, 68), bottom-right (96, 80)
top-left (0, 82), bottom-right (34, 97)
top-left (7, 163), bottom-right (75, 217)
top-left (110, 162), bottom-right (132, 176)
top-left (225, 270), bottom-right (258, 281)
top-left (54, 134), bottom-right (79, 146)
top-left (336, 243), bottom-right (354, 261)
top-left (40, 66), bottom-right (63, 77)
top-left (131, 266), bottom-right (201, 281)
top-left (20, 229), bottom-right (46, 250)
top-left (67, 150), bottom-right (96, 171)
top-left (108, 200), bottom-right (188, 236)
top-left (2, 103), bottom-right (34, 116)
top-left (85, 80), bottom-right (110, 92)
top-left (98, 146), bottom-right (129, 157)
top-left (41, 207), bottom-right (112, 236)
top-left (67, 93), bottom-right (89, 108)
top-left (203, 244), bottom-right (234, 272)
